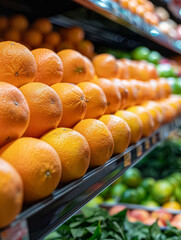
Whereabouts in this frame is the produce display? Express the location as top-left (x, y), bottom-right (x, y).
top-left (0, 15), bottom-right (181, 230)
top-left (44, 206), bottom-right (181, 239)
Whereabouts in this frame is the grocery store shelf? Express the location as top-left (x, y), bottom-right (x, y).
top-left (0, 118), bottom-right (181, 240)
top-left (72, 0), bottom-right (181, 54)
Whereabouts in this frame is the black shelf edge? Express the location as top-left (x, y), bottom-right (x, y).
top-left (0, 118), bottom-right (181, 240)
top-left (72, 0), bottom-right (181, 54)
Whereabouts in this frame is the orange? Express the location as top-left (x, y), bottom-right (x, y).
top-left (158, 78), bottom-right (171, 98)
top-left (56, 41), bottom-right (74, 51)
top-left (127, 106), bottom-right (154, 137)
top-left (32, 18), bottom-right (53, 34)
top-left (136, 5), bottom-right (146, 17)
top-left (130, 80), bottom-right (143, 105)
top-left (91, 77), bottom-right (121, 113)
top-left (3, 29), bottom-right (21, 42)
top-left (142, 101), bottom-right (164, 124)
top-left (120, 0), bottom-right (129, 8)
top-left (45, 31), bottom-right (61, 47)
top-left (74, 119), bottom-right (114, 167)
top-left (20, 82), bottom-right (63, 137)
top-left (0, 158), bottom-right (23, 228)
top-left (163, 201), bottom-right (181, 210)
top-left (148, 80), bottom-right (160, 100)
top-left (128, 0), bottom-right (139, 14)
top-left (23, 29), bottom-right (43, 47)
top-left (110, 78), bottom-right (129, 109)
top-left (136, 61), bottom-right (150, 81)
top-left (147, 62), bottom-right (158, 79)
top-left (99, 114), bottom-right (131, 154)
top-left (0, 82), bottom-right (30, 147)
top-left (51, 83), bottom-right (86, 127)
top-left (76, 40), bottom-right (94, 59)
top-left (0, 16), bottom-right (8, 31)
top-left (9, 14), bottom-right (29, 32)
top-left (38, 42), bottom-right (54, 50)
top-left (122, 59), bottom-right (137, 79)
top-left (116, 60), bottom-right (125, 79)
top-left (144, 106), bottom-right (163, 130)
top-left (159, 101), bottom-right (177, 123)
top-left (63, 27), bottom-right (85, 44)
top-left (57, 49), bottom-right (87, 84)
top-left (0, 137), bottom-right (61, 203)
top-left (144, 12), bottom-right (159, 25)
top-left (83, 56), bottom-right (95, 82)
top-left (31, 48), bottom-right (63, 85)
top-left (41, 128), bottom-right (90, 183)
top-left (121, 80), bottom-right (138, 107)
top-left (115, 110), bottom-right (143, 144)
top-left (145, 1), bottom-right (154, 12)
top-left (164, 99), bottom-right (181, 117)
top-left (92, 53), bottom-right (118, 78)
top-left (77, 82), bottom-right (107, 119)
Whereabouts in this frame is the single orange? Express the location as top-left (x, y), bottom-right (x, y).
top-left (136, 5), bottom-right (146, 17)
top-left (45, 31), bottom-right (61, 47)
top-left (91, 77), bottom-right (121, 113)
top-left (0, 137), bottom-right (62, 203)
top-left (0, 158), bottom-right (23, 228)
top-left (92, 53), bottom-right (118, 78)
top-left (57, 49), bottom-right (87, 84)
top-left (9, 14), bottom-right (29, 32)
top-left (121, 80), bottom-right (138, 107)
top-left (51, 83), bottom-right (86, 127)
top-left (158, 78), bottom-right (171, 98)
top-left (41, 128), bottom-right (90, 183)
top-left (99, 114), bottom-right (131, 154)
top-left (0, 82), bottom-right (30, 147)
top-left (119, 0), bottom-right (129, 8)
top-left (23, 29), bottom-right (43, 47)
top-left (32, 18), bottom-right (53, 34)
top-left (77, 82), bottom-right (107, 119)
top-left (142, 101), bottom-right (165, 124)
top-left (63, 27), bottom-right (85, 44)
top-left (116, 60), bottom-right (125, 79)
top-left (76, 40), bottom-right (94, 59)
top-left (31, 48), bottom-right (63, 85)
top-left (20, 82), bottom-right (63, 137)
top-left (3, 29), bottom-right (21, 42)
top-left (163, 201), bottom-right (181, 210)
top-left (115, 110), bottom-right (143, 144)
top-left (127, 106), bottom-right (155, 137)
top-left (74, 119), bottom-right (114, 167)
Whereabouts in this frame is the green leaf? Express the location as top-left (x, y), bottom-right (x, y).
top-left (70, 228), bottom-right (85, 238)
top-left (149, 221), bottom-right (162, 239)
top-left (44, 231), bottom-right (60, 240)
top-left (69, 221), bottom-right (83, 228)
top-left (88, 222), bottom-right (101, 240)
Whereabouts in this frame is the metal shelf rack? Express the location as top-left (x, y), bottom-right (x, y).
top-left (0, 118), bottom-right (181, 240)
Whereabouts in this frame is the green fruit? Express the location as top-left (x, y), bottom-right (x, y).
top-left (171, 172), bottom-right (181, 184)
top-left (122, 168), bottom-right (142, 188)
top-left (147, 51), bottom-right (161, 65)
top-left (121, 189), bottom-right (140, 204)
top-left (86, 196), bottom-right (103, 207)
top-left (132, 46), bottom-right (150, 60)
top-left (141, 200), bottom-right (159, 207)
top-left (166, 176), bottom-right (179, 188)
top-left (137, 186), bottom-right (146, 202)
top-left (175, 186), bottom-right (181, 203)
top-left (157, 64), bottom-right (176, 78)
top-left (110, 183), bottom-right (127, 198)
top-left (141, 178), bottom-right (156, 193)
top-left (151, 180), bottom-right (173, 204)
top-left (105, 198), bottom-right (116, 204)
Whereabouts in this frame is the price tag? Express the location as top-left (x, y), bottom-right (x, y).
top-left (152, 135), bottom-right (157, 144)
top-left (124, 152), bottom-right (131, 167)
top-left (1, 220), bottom-right (29, 240)
top-left (145, 139), bottom-right (150, 150)
top-left (137, 145), bottom-right (142, 157)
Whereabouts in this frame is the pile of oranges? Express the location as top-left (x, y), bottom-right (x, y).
top-left (0, 39), bottom-right (181, 229)
top-left (0, 15), bottom-right (96, 58)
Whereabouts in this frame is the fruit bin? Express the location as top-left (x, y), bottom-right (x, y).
top-left (0, 118), bottom-right (181, 240)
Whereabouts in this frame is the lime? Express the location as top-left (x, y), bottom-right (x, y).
top-left (141, 178), bottom-right (156, 193)
top-left (86, 196), bottom-right (103, 207)
top-left (166, 176), bottom-right (179, 188)
top-left (110, 183), bottom-right (127, 198)
top-left (105, 198), bottom-right (117, 204)
top-left (137, 186), bottom-right (146, 202)
top-left (122, 168), bottom-right (142, 188)
top-left (175, 186), bottom-right (181, 203)
top-left (147, 51), bottom-right (161, 65)
top-left (151, 180), bottom-right (173, 204)
top-left (171, 172), bottom-right (181, 184)
top-left (132, 46), bottom-right (150, 60)
top-left (141, 199), bottom-right (159, 207)
top-left (121, 189), bottom-right (140, 204)
top-left (157, 63), bottom-right (176, 78)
